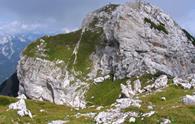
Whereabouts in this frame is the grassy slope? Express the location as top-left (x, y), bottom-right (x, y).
top-left (0, 96), bottom-right (96, 124)
top-left (1, 85), bottom-right (194, 124)
top-left (85, 74), bottom-right (160, 107)
top-left (22, 4), bottom-right (119, 77)
top-left (23, 30), bottom-right (82, 63)
top-left (124, 85), bottom-right (195, 124)
top-left (23, 28), bottom-right (105, 78)
top-left (86, 78), bottom-right (127, 106)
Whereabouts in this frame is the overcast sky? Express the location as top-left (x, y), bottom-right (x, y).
top-left (0, 0), bottom-right (194, 35)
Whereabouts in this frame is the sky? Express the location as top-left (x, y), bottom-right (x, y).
top-left (0, 0), bottom-right (194, 35)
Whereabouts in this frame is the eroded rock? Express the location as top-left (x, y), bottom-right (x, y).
top-left (121, 80), bottom-right (135, 98)
top-left (9, 98), bottom-right (32, 118)
top-left (183, 95), bottom-right (195, 105)
top-left (154, 75), bottom-right (168, 89)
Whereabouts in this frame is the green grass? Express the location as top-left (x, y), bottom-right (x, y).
top-left (23, 30), bottom-right (82, 63)
top-left (23, 40), bottom-right (42, 58)
top-left (23, 27), bottom-right (105, 78)
top-left (0, 95), bottom-right (96, 124)
top-left (86, 78), bottom-right (128, 106)
top-left (144, 18), bottom-right (168, 34)
top-left (73, 28), bottom-right (105, 76)
top-left (124, 85), bottom-right (195, 124)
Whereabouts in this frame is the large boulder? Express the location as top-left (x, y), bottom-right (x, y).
top-left (9, 96), bottom-right (32, 118)
top-left (154, 75), bottom-right (168, 89)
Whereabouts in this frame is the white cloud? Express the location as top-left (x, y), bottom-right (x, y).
top-left (0, 21), bottom-right (44, 35)
top-left (0, 20), bottom-right (67, 36)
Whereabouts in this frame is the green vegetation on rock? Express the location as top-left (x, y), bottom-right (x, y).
top-left (124, 85), bottom-right (195, 124)
top-left (182, 29), bottom-right (195, 46)
top-left (23, 30), bottom-right (82, 62)
top-left (73, 28), bottom-right (105, 76)
top-left (23, 27), bottom-right (105, 77)
top-left (144, 18), bottom-right (168, 34)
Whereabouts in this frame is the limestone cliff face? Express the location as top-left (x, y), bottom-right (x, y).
top-left (87, 2), bottom-right (195, 80)
top-left (17, 56), bottom-right (88, 109)
top-left (17, 1), bottom-right (195, 108)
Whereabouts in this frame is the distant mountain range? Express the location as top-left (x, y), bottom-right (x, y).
top-left (0, 32), bottom-right (44, 84)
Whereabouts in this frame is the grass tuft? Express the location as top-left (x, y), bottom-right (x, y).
top-left (86, 78), bottom-right (128, 106)
top-left (144, 18), bottom-right (168, 34)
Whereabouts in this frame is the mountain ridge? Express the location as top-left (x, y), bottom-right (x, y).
top-left (17, 0), bottom-right (195, 107)
top-left (1, 1), bottom-right (195, 123)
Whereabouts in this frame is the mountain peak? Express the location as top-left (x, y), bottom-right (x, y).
top-left (1, 1), bottom-right (194, 123)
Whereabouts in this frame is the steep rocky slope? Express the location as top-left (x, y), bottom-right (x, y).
top-left (14, 1), bottom-right (195, 123)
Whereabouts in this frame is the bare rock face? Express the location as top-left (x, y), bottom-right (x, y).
top-left (17, 56), bottom-right (89, 109)
top-left (87, 2), bottom-right (195, 79)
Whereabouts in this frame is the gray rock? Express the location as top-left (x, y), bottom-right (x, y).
top-left (95, 108), bottom-right (138, 124)
top-left (173, 77), bottom-right (192, 89)
top-left (87, 1), bottom-right (195, 79)
top-left (9, 98), bottom-right (32, 118)
top-left (160, 118), bottom-right (171, 124)
top-left (17, 56), bottom-right (89, 109)
top-left (142, 111), bottom-right (155, 117)
top-left (94, 77), bottom-right (105, 83)
top-left (116, 98), bottom-right (142, 109)
top-left (75, 112), bottom-right (96, 119)
top-left (121, 80), bottom-right (135, 98)
top-left (154, 75), bottom-right (168, 89)
top-left (183, 95), bottom-right (195, 105)
top-left (133, 79), bottom-right (142, 93)
top-left (48, 120), bottom-right (69, 124)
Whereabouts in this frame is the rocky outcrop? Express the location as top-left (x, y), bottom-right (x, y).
top-left (95, 108), bottom-right (138, 124)
top-left (173, 74), bottom-right (195, 89)
top-left (17, 56), bottom-right (89, 109)
top-left (183, 94), bottom-right (195, 105)
top-left (87, 1), bottom-right (195, 80)
top-left (153, 75), bottom-right (168, 89)
top-left (9, 95), bottom-right (32, 118)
